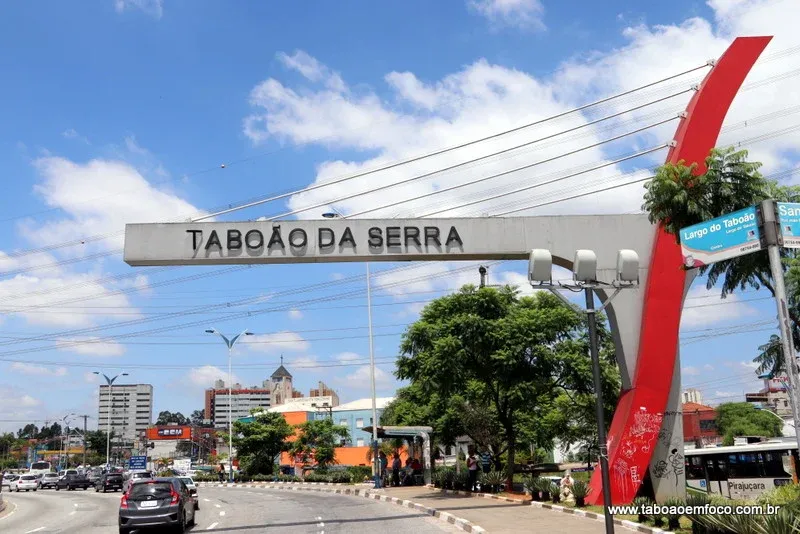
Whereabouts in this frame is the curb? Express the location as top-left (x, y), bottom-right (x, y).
top-left (200, 482), bottom-right (486, 533)
top-left (198, 481), bottom-right (371, 488)
top-left (427, 487), bottom-right (670, 534)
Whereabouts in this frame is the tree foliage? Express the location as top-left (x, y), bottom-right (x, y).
top-left (642, 146), bottom-right (800, 378)
top-left (716, 402), bottom-right (783, 445)
top-left (394, 285), bottom-right (619, 486)
top-left (227, 411), bottom-right (293, 476)
top-left (156, 411), bottom-right (190, 426)
top-left (289, 419), bottom-right (350, 470)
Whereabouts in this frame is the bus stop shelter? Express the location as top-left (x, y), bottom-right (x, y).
top-left (362, 425), bottom-right (433, 485)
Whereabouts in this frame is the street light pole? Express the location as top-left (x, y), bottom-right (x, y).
top-left (205, 328), bottom-right (252, 483)
top-left (94, 372), bottom-right (128, 469)
top-left (322, 211), bottom-right (381, 488)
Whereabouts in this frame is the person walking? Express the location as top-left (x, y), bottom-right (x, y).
top-left (379, 451), bottom-right (388, 484)
top-left (467, 452), bottom-right (479, 492)
top-left (479, 449), bottom-right (492, 474)
top-left (217, 462), bottom-right (226, 483)
top-left (391, 454), bottom-right (402, 487)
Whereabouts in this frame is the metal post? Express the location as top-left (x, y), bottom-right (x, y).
top-left (366, 262), bottom-right (380, 488)
top-left (585, 288), bottom-right (615, 534)
top-left (82, 415), bottom-right (88, 468)
top-left (107, 382), bottom-right (113, 468)
top-left (228, 345), bottom-right (234, 483)
top-left (760, 199), bottom-right (800, 455)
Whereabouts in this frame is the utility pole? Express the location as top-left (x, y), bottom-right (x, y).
top-left (479, 266), bottom-right (487, 288)
top-left (759, 199), bottom-right (800, 455)
top-left (79, 415), bottom-right (89, 467)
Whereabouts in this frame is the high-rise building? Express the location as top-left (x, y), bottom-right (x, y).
top-left (204, 381), bottom-right (271, 429)
top-left (310, 381), bottom-right (340, 407)
top-left (269, 363), bottom-right (294, 406)
top-left (682, 388), bottom-right (703, 405)
top-left (98, 383), bottom-right (153, 444)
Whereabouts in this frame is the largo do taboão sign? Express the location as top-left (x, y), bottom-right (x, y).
top-left (124, 216), bottom-right (653, 266)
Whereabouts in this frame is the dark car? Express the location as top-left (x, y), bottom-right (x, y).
top-left (96, 472), bottom-right (124, 492)
top-left (56, 473), bottom-right (92, 491)
top-left (119, 478), bottom-right (196, 534)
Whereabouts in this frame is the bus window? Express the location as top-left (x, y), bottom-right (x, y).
top-left (764, 452), bottom-right (790, 477)
top-left (686, 456), bottom-right (705, 480)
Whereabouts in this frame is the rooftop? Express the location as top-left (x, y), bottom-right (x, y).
top-left (334, 397), bottom-right (395, 411)
top-left (271, 365), bottom-right (292, 379)
top-left (682, 402), bottom-right (716, 412)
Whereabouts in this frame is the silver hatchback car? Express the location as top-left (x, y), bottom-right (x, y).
top-left (118, 477), bottom-right (196, 534)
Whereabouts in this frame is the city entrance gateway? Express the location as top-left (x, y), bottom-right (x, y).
top-left (123, 36), bottom-right (773, 505)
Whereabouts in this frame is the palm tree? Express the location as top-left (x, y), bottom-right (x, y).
top-left (643, 146), bottom-right (800, 376)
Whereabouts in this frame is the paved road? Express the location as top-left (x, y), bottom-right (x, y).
top-left (0, 486), bottom-right (462, 533)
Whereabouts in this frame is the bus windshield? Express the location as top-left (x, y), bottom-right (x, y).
top-left (30, 462), bottom-right (51, 472)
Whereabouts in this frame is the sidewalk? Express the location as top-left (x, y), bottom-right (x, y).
top-left (381, 487), bottom-right (607, 534)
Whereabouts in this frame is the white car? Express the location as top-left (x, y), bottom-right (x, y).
top-left (2, 474), bottom-right (18, 490)
top-left (177, 477), bottom-right (199, 510)
top-left (13, 474), bottom-right (39, 492)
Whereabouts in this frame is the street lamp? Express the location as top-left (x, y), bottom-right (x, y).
top-left (529, 248), bottom-right (640, 534)
top-left (205, 328), bottom-right (253, 483)
top-left (61, 413), bottom-right (76, 470)
top-left (322, 211), bottom-right (381, 488)
top-left (94, 372), bottom-right (128, 469)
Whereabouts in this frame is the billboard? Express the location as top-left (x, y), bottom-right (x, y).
top-left (777, 202), bottom-right (800, 248)
top-left (147, 426), bottom-right (190, 440)
top-left (680, 206), bottom-right (761, 267)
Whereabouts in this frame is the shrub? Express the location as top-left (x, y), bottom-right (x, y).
top-left (549, 482), bottom-right (560, 503)
top-left (524, 476), bottom-right (541, 500)
top-left (194, 474), bottom-right (217, 482)
top-left (348, 466), bottom-right (372, 483)
top-left (685, 493), bottom-right (710, 534)
top-left (663, 497), bottom-right (684, 530)
top-left (632, 496), bottom-right (652, 524)
top-left (328, 471), bottom-right (352, 484)
top-left (757, 483), bottom-right (800, 512)
top-left (571, 480), bottom-right (590, 507)
top-left (304, 473), bottom-right (330, 483)
top-left (276, 474), bottom-right (301, 483)
top-left (478, 470), bottom-right (504, 493)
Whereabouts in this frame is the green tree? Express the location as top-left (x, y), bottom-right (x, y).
top-left (289, 419), bottom-right (349, 470)
top-left (155, 411), bottom-right (189, 426)
top-left (84, 430), bottom-right (115, 454)
top-left (17, 424), bottom-right (38, 439)
top-left (715, 402), bottom-right (783, 445)
top-left (190, 410), bottom-right (211, 427)
top-left (642, 147), bottom-right (800, 376)
top-left (396, 285), bottom-right (618, 487)
top-left (225, 411), bottom-right (293, 476)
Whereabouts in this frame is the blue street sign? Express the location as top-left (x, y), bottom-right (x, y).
top-left (777, 202), bottom-right (800, 248)
top-left (129, 456), bottom-right (147, 470)
top-left (679, 206), bottom-right (761, 267)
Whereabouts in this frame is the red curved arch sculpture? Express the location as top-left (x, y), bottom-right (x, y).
top-left (587, 36), bottom-right (773, 505)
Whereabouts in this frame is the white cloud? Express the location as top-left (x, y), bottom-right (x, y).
top-left (288, 309), bottom-right (303, 320)
top-left (681, 285), bottom-right (758, 328)
top-left (682, 366), bottom-right (701, 376)
top-left (114, 0), bottom-right (163, 19)
top-left (186, 365), bottom-right (238, 389)
top-left (330, 273), bottom-right (346, 281)
top-left (243, 1), bottom-right (800, 236)
top-left (336, 364), bottom-right (394, 393)
top-left (243, 331), bottom-right (310, 353)
top-left (84, 371), bottom-right (100, 384)
top-left (276, 50), bottom-right (346, 92)
top-left (9, 362), bottom-right (67, 377)
top-left (55, 337), bottom-right (126, 356)
top-left (467, 0), bottom-right (546, 31)
top-left (62, 128), bottom-right (90, 144)
top-left (703, 364), bottom-right (714, 371)
top-left (740, 361), bottom-right (760, 370)
top-left (0, 385), bottom-right (42, 431)
top-left (20, 157), bottom-right (204, 251)
top-left (335, 352), bottom-right (362, 362)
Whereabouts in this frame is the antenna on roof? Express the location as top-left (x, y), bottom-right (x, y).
top-left (280, 354), bottom-right (284, 366)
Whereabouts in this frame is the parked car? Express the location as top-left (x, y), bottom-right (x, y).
top-left (12, 474), bottom-right (39, 492)
top-left (96, 472), bottom-right (124, 492)
top-left (177, 477), bottom-right (199, 510)
top-left (40, 472), bottom-right (61, 489)
top-left (119, 478), bottom-right (196, 534)
top-left (56, 473), bottom-right (92, 491)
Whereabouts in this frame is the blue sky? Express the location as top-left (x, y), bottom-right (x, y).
top-left (0, 0), bottom-right (798, 432)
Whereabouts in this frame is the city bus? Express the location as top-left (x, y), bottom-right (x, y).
top-left (684, 440), bottom-right (797, 500)
top-left (29, 461), bottom-right (53, 475)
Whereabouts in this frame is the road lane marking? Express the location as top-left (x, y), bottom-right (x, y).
top-left (215, 503), bottom-right (221, 508)
top-left (219, 511), bottom-right (226, 516)
top-left (69, 511), bottom-right (76, 516)
top-left (25, 528), bottom-right (46, 533)
top-left (206, 522), bottom-right (219, 530)
top-left (204, 498), bottom-right (211, 502)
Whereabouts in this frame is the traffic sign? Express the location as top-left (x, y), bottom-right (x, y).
top-left (679, 206), bottom-right (761, 267)
top-left (129, 456), bottom-right (147, 470)
top-left (777, 202), bottom-right (800, 248)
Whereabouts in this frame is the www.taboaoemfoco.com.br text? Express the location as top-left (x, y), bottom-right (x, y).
top-left (608, 503), bottom-right (781, 516)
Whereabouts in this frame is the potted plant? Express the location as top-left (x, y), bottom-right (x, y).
top-left (479, 470), bottom-right (504, 494)
top-left (525, 477), bottom-right (541, 501)
top-left (633, 496), bottom-right (652, 524)
top-left (571, 480), bottom-right (590, 507)
top-left (550, 482), bottom-right (560, 504)
top-left (538, 478), bottom-right (551, 502)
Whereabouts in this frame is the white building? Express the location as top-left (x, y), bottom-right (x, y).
top-left (682, 388), bottom-right (704, 405)
top-left (98, 383), bottom-right (153, 443)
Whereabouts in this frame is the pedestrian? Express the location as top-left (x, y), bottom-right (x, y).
top-left (379, 451), bottom-right (388, 482)
top-left (467, 452), bottom-right (479, 492)
top-left (217, 462), bottom-right (226, 483)
top-left (479, 449), bottom-right (492, 474)
top-left (391, 454), bottom-right (402, 487)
